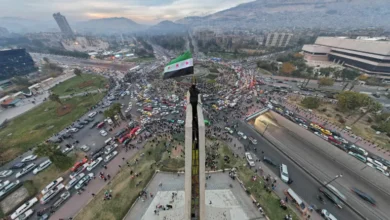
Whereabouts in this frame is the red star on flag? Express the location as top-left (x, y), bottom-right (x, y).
top-left (176, 64), bottom-right (179, 68)
top-left (186, 61), bottom-right (189, 65)
top-left (168, 67), bottom-right (170, 69)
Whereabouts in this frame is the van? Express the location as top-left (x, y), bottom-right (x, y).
top-left (105, 137), bottom-right (113, 145)
top-left (280, 164), bottom-right (289, 183)
top-left (97, 122), bottom-right (105, 128)
top-left (284, 188), bottom-right (307, 214)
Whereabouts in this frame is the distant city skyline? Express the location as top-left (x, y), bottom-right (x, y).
top-left (0, 0), bottom-right (254, 24)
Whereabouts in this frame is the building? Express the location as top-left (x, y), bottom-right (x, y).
top-left (264, 33), bottom-right (293, 47)
top-left (302, 37), bottom-right (390, 79)
top-left (53, 12), bottom-right (74, 37)
top-left (0, 49), bottom-right (36, 81)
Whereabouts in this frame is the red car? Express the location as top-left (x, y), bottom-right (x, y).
top-left (71, 158), bottom-right (88, 172)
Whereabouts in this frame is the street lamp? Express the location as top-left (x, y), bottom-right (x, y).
top-left (325, 174), bottom-right (342, 186)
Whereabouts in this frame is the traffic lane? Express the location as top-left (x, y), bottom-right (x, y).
top-left (263, 123), bottom-right (390, 220)
top-left (234, 121), bottom-right (359, 220)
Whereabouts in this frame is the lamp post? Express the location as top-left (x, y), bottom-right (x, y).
top-left (325, 174), bottom-right (342, 186)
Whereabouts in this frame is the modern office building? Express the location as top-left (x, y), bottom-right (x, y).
top-left (53, 12), bottom-right (74, 37)
top-left (302, 37), bottom-right (390, 79)
top-left (0, 49), bottom-right (36, 81)
top-left (264, 33), bottom-right (293, 47)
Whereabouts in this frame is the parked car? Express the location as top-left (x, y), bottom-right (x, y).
top-left (10, 197), bottom-right (38, 220)
top-left (21, 155), bottom-right (37, 163)
top-left (41, 177), bottom-right (64, 195)
top-left (87, 157), bottom-right (103, 171)
top-left (320, 209), bottom-right (338, 220)
top-left (237, 131), bottom-right (247, 139)
top-left (80, 145), bottom-right (90, 152)
top-left (90, 121), bottom-right (100, 129)
top-left (73, 124), bottom-right (84, 129)
top-left (65, 173), bottom-right (85, 190)
top-left (33, 160), bottom-right (52, 175)
top-left (11, 162), bottom-right (26, 170)
top-left (100, 130), bottom-right (108, 137)
top-left (88, 112), bottom-right (97, 118)
top-left (75, 175), bottom-right (92, 190)
top-left (0, 170), bottom-right (13, 178)
top-left (263, 156), bottom-right (277, 166)
top-left (104, 151), bottom-right (118, 163)
top-left (15, 163), bottom-right (36, 178)
top-left (61, 145), bottom-right (74, 154)
top-left (104, 144), bottom-right (118, 155)
top-left (67, 128), bottom-right (79, 133)
top-left (40, 184), bottom-right (64, 204)
top-left (224, 127), bottom-right (233, 134)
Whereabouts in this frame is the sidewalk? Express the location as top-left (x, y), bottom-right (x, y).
top-left (222, 136), bottom-right (321, 220)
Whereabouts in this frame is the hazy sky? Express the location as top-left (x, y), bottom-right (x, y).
top-left (0, 0), bottom-right (254, 24)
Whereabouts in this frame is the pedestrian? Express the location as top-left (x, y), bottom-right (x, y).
top-left (92, 193), bottom-right (95, 197)
top-left (209, 200), bottom-right (212, 205)
top-left (119, 165), bottom-right (122, 168)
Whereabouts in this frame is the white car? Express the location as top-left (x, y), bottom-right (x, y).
top-left (299, 123), bottom-right (308, 129)
top-left (75, 174), bottom-right (92, 190)
top-left (225, 127), bottom-right (233, 134)
top-left (15, 163), bottom-right (37, 178)
top-left (100, 130), bottom-right (108, 136)
top-left (40, 183), bottom-right (64, 204)
top-left (41, 177), bottom-right (64, 195)
top-left (321, 209), bottom-right (337, 220)
top-left (10, 197), bottom-right (38, 220)
top-left (13, 209), bottom-right (33, 220)
top-left (65, 173), bottom-right (85, 190)
top-left (87, 157), bottom-right (103, 171)
top-left (104, 151), bottom-right (118, 163)
top-left (237, 131), bottom-right (247, 139)
top-left (104, 144), bottom-right (118, 155)
top-left (375, 166), bottom-right (389, 177)
top-left (177, 120), bottom-right (184, 125)
top-left (245, 152), bottom-right (255, 167)
top-left (68, 128), bottom-right (79, 133)
top-left (88, 112), bottom-right (97, 118)
top-left (0, 180), bottom-right (10, 191)
top-left (80, 145), bottom-right (90, 152)
top-left (33, 159), bottom-right (52, 175)
top-left (62, 146), bottom-right (74, 154)
top-left (21, 155), bottom-right (37, 162)
top-left (0, 170), bottom-right (13, 178)
top-left (105, 118), bottom-right (113, 125)
top-left (0, 180), bottom-right (20, 198)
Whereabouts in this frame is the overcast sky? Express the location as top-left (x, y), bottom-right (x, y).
top-left (0, 0), bottom-right (254, 24)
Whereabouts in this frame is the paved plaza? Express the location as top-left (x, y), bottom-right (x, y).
top-left (124, 172), bottom-right (264, 220)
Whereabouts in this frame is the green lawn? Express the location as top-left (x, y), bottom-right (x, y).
top-left (0, 93), bottom-right (105, 163)
top-left (51, 74), bottom-right (107, 96)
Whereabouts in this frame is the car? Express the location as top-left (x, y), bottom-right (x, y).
top-left (321, 209), bottom-right (338, 220)
top-left (263, 156), bottom-right (277, 166)
top-left (69, 164), bottom-right (88, 179)
top-left (299, 123), bottom-right (308, 129)
top-left (375, 166), bottom-right (389, 177)
top-left (224, 127), bottom-right (233, 134)
top-left (348, 151), bottom-right (367, 163)
top-left (100, 129), bottom-right (108, 136)
top-left (248, 136), bottom-right (257, 144)
top-left (319, 187), bottom-right (343, 209)
top-left (33, 160), bottom-right (52, 175)
top-left (66, 173), bottom-right (85, 190)
top-left (52, 191), bottom-right (71, 210)
top-left (41, 177), bottom-right (64, 195)
top-left (237, 131), bottom-right (247, 139)
top-left (21, 155), bottom-right (37, 162)
top-left (79, 120), bottom-right (88, 125)
top-left (15, 163), bottom-right (36, 178)
top-left (105, 118), bottom-right (114, 125)
top-left (88, 112), bottom-right (97, 118)
top-left (0, 180), bottom-right (20, 198)
top-left (90, 121), bottom-right (100, 129)
top-left (350, 187), bottom-right (376, 206)
top-left (87, 157), bottom-right (103, 171)
top-left (68, 128), bottom-right (79, 133)
top-left (61, 133), bottom-right (72, 139)
top-left (245, 152), bottom-right (255, 167)
top-left (11, 162), bottom-right (26, 170)
top-left (61, 145), bottom-right (74, 154)
top-left (10, 197), bottom-right (38, 220)
top-left (80, 145), bottom-right (90, 152)
top-left (104, 144), bottom-right (118, 155)
top-left (0, 170), bottom-right (13, 178)
top-left (177, 120), bottom-right (184, 125)
top-left (40, 184), bottom-right (65, 204)
top-left (14, 208), bottom-right (34, 220)
top-left (104, 151), bottom-right (119, 163)
top-left (75, 174), bottom-right (92, 190)
top-left (321, 128), bottom-right (332, 136)
top-left (115, 128), bottom-right (127, 138)
top-left (84, 118), bottom-right (94, 122)
top-left (0, 180), bottom-right (10, 191)
top-left (73, 124), bottom-right (83, 129)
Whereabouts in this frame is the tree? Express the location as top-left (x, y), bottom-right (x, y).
top-left (337, 91), bottom-right (372, 112)
top-left (301, 97), bottom-right (321, 109)
top-left (49, 93), bottom-right (62, 106)
top-left (341, 68), bottom-right (360, 81)
top-left (280, 62), bottom-right (295, 75)
top-left (333, 69), bottom-right (342, 80)
top-left (112, 103), bottom-right (125, 120)
top-left (104, 108), bottom-right (119, 126)
top-left (303, 67), bottom-right (314, 87)
top-left (34, 144), bottom-right (72, 170)
top-left (11, 76), bottom-right (31, 86)
top-left (73, 68), bottom-right (84, 81)
top-left (351, 100), bottom-right (382, 125)
top-left (318, 77), bottom-right (335, 88)
top-left (319, 67), bottom-right (334, 77)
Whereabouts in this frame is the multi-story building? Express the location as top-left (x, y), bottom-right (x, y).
top-left (264, 33), bottom-right (293, 47)
top-left (53, 12), bottom-right (74, 37)
top-left (302, 37), bottom-right (390, 79)
top-left (0, 49), bottom-right (36, 81)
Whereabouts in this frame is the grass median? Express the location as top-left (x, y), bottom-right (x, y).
top-left (51, 74), bottom-right (107, 96)
top-left (0, 93), bottom-right (105, 163)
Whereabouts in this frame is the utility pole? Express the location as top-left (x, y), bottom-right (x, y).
top-left (324, 174), bottom-right (342, 186)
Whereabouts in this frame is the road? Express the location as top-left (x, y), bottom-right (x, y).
top-left (251, 112), bottom-right (390, 220)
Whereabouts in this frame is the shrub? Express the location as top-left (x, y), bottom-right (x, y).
top-left (367, 117), bottom-right (373, 123)
top-left (301, 97), bottom-right (321, 109)
top-left (335, 108), bottom-right (340, 112)
top-left (326, 114), bottom-right (332, 117)
top-left (321, 108), bottom-right (327, 112)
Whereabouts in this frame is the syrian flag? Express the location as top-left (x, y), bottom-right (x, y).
top-left (162, 51), bottom-right (194, 79)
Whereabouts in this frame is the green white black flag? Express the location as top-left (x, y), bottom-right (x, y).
top-left (162, 51), bottom-right (194, 79)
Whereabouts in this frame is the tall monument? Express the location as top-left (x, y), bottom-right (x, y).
top-left (184, 85), bottom-right (206, 220)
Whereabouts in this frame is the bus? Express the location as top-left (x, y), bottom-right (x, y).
top-left (284, 188), bottom-right (307, 215)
